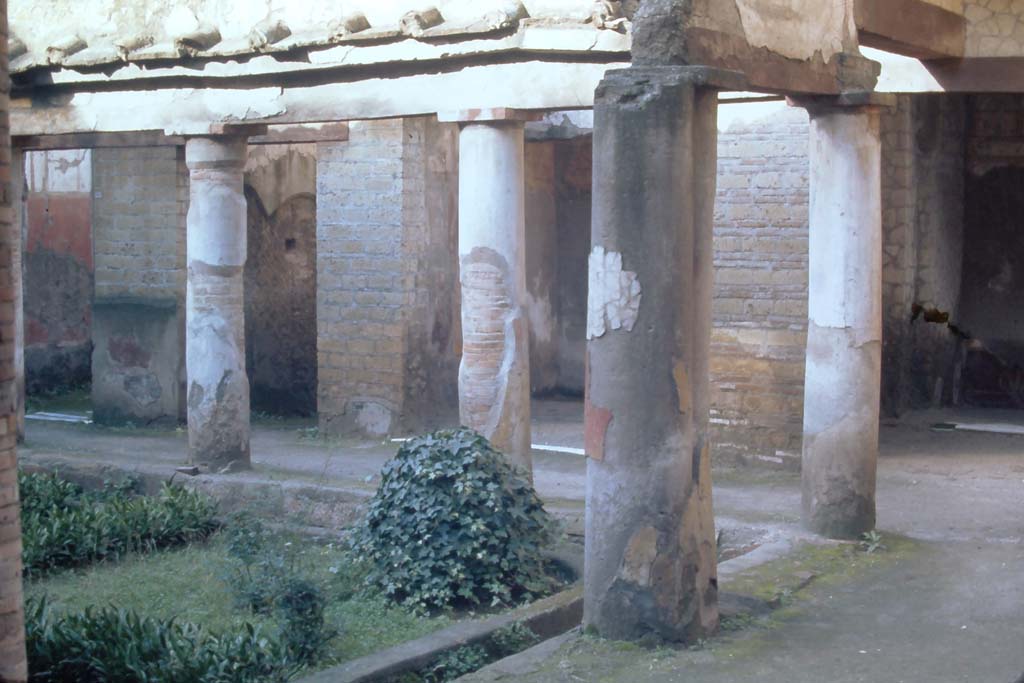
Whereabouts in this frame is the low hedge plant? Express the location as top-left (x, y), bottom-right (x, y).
top-left (19, 471), bottom-right (218, 576)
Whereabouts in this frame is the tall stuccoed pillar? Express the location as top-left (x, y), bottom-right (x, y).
top-left (584, 67), bottom-right (742, 642)
top-left (185, 136), bottom-right (250, 471)
top-left (799, 98), bottom-right (886, 539)
top-left (452, 113), bottom-right (532, 475)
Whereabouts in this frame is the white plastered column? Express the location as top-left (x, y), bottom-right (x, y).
top-left (452, 114), bottom-right (532, 475)
top-left (184, 136), bottom-right (250, 471)
top-left (801, 102), bottom-right (884, 538)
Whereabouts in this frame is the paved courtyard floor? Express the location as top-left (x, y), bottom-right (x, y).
top-left (18, 399), bottom-right (1024, 682)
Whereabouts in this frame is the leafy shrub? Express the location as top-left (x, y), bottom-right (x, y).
top-left (424, 645), bottom-right (489, 683)
top-left (488, 622), bottom-right (539, 657)
top-left (18, 472), bottom-right (81, 515)
top-left (276, 578), bottom-right (335, 664)
top-left (221, 514), bottom-right (336, 665)
top-left (353, 428), bottom-right (556, 611)
top-left (25, 597), bottom-right (299, 683)
top-left (19, 471), bottom-right (218, 576)
top-left (223, 513), bottom-right (280, 614)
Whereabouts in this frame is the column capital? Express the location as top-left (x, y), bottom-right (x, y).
top-left (437, 108), bottom-right (539, 124)
top-left (184, 135), bottom-right (248, 171)
top-left (599, 66), bottom-right (748, 97)
top-left (788, 91), bottom-right (897, 117)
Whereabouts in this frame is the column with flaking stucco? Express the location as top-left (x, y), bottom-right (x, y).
top-left (449, 113), bottom-right (532, 475)
top-left (185, 136), bottom-right (250, 471)
top-left (0, 0), bottom-right (28, 677)
top-left (584, 66), bottom-right (741, 642)
top-left (800, 99), bottom-right (885, 539)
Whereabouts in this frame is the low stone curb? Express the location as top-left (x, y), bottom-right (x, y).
top-left (299, 584), bottom-right (583, 683)
top-left (19, 453), bottom-right (373, 530)
top-left (453, 629), bottom-right (580, 681)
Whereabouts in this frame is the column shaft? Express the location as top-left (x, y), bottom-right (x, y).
top-left (457, 122), bottom-right (531, 474)
top-left (11, 146), bottom-right (23, 441)
top-left (0, 3), bottom-right (27, 674)
top-left (584, 68), bottom-right (719, 642)
top-left (802, 106), bottom-right (883, 538)
top-left (185, 137), bottom-right (250, 471)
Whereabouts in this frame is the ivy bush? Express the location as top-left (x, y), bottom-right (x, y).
top-left (19, 471), bottom-right (219, 576)
top-left (25, 597), bottom-right (299, 683)
top-left (353, 428), bottom-right (556, 611)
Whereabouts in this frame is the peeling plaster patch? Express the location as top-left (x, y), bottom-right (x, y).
top-left (584, 397), bottom-right (612, 461)
top-left (734, 0), bottom-right (846, 63)
top-left (524, 286), bottom-right (554, 345)
top-left (620, 526), bottom-right (659, 587)
top-left (587, 246), bottom-right (641, 340)
top-left (350, 399), bottom-right (394, 438)
top-left (673, 360), bottom-right (691, 415)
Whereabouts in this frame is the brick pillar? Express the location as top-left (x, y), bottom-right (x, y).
top-left (316, 118), bottom-right (460, 438)
top-left (0, 0), bottom-right (28, 677)
top-left (584, 67), bottom-right (741, 642)
top-left (800, 100), bottom-right (885, 539)
top-left (455, 117), bottom-right (531, 475)
top-left (11, 145), bottom-right (23, 440)
top-left (91, 146), bottom-right (188, 427)
top-left (185, 136), bottom-right (250, 471)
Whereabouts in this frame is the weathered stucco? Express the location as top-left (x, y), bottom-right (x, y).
top-left (585, 67), bottom-right (722, 643)
top-left (9, 0), bottom-right (611, 61)
top-left (802, 104), bottom-right (883, 539)
top-left (730, 0), bottom-right (852, 63)
top-left (185, 136), bottom-right (250, 471)
top-left (23, 150), bottom-right (92, 394)
top-left (458, 121), bottom-right (531, 474)
top-left (964, 0), bottom-right (1024, 57)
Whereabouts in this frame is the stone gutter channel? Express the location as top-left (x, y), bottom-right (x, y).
top-left (297, 542), bottom-right (781, 683)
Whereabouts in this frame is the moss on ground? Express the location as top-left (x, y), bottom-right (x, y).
top-left (722, 533), bottom-right (919, 606)
top-left (494, 532), bottom-right (925, 682)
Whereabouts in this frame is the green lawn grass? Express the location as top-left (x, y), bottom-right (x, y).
top-left (24, 533), bottom-right (453, 669)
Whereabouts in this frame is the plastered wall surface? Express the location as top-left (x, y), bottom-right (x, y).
top-left (685, 0), bottom-right (854, 64)
top-left (9, 0), bottom-right (605, 56)
top-left (23, 149), bottom-right (93, 393)
top-left (964, 0), bottom-right (1024, 57)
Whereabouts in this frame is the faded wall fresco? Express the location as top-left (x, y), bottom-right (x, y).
top-left (23, 149), bottom-right (93, 393)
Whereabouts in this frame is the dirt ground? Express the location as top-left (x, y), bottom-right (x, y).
top-left (18, 400), bottom-right (1024, 682)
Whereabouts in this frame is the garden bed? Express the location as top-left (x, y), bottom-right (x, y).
top-left (24, 533), bottom-right (456, 670)
top-left (20, 458), bottom-right (578, 683)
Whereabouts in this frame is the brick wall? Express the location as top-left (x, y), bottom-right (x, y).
top-left (880, 97), bottom-right (917, 415)
top-left (93, 146), bottom-right (186, 301)
top-left (710, 105), bottom-right (810, 468)
top-left (90, 146), bottom-right (188, 425)
top-left (316, 117), bottom-right (459, 437)
top-left (0, 0), bottom-right (28, 676)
